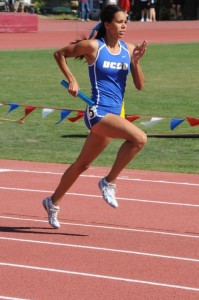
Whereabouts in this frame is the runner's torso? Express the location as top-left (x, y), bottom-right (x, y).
top-left (88, 38), bottom-right (130, 113)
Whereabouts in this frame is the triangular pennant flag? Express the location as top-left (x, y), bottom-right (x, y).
top-left (7, 103), bottom-right (20, 114)
top-left (17, 106), bottom-right (37, 123)
top-left (56, 110), bottom-right (72, 124)
top-left (25, 106), bottom-right (36, 116)
top-left (68, 111), bottom-right (84, 122)
top-left (140, 117), bottom-right (165, 128)
top-left (125, 115), bottom-right (140, 122)
top-left (186, 117), bottom-right (199, 127)
top-left (170, 118), bottom-right (184, 130)
top-left (42, 108), bottom-right (55, 119)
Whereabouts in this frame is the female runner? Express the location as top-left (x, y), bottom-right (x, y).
top-left (43, 5), bottom-right (147, 229)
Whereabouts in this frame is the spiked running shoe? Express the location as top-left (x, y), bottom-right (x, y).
top-left (42, 197), bottom-right (60, 229)
top-left (98, 178), bottom-right (118, 208)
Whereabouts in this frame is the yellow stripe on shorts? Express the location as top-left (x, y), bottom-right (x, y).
top-left (120, 101), bottom-right (125, 118)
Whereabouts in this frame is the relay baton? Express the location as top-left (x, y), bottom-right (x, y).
top-left (61, 80), bottom-right (94, 106)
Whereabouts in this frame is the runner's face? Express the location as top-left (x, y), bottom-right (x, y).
top-left (106, 12), bottom-right (128, 39)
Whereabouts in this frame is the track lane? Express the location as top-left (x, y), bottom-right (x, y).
top-left (1, 239), bottom-right (199, 290)
top-left (0, 161), bottom-right (198, 299)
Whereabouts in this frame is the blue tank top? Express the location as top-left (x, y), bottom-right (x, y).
top-left (88, 38), bottom-right (130, 111)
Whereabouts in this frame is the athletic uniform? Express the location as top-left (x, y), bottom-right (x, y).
top-left (84, 38), bottom-right (130, 130)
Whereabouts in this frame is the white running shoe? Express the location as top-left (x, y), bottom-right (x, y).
top-left (98, 178), bottom-right (118, 208)
top-left (42, 197), bottom-right (60, 229)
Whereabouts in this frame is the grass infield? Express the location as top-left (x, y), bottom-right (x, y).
top-left (0, 43), bottom-right (198, 173)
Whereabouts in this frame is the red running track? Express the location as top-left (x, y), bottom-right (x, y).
top-left (0, 159), bottom-right (199, 299)
top-left (0, 19), bottom-right (199, 50)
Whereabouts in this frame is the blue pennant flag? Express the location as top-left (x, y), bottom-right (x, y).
top-left (170, 118), bottom-right (184, 130)
top-left (7, 103), bottom-right (20, 114)
top-left (55, 110), bottom-right (72, 125)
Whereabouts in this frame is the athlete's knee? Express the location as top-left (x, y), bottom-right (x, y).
top-left (73, 161), bottom-right (91, 174)
top-left (135, 132), bottom-right (147, 150)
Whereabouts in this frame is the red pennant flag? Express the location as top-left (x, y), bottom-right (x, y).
top-left (25, 106), bottom-right (36, 116)
top-left (125, 115), bottom-right (140, 122)
top-left (68, 111), bottom-right (84, 122)
top-left (17, 106), bottom-right (36, 123)
top-left (186, 117), bottom-right (199, 127)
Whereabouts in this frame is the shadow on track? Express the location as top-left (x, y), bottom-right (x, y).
top-left (0, 226), bottom-right (88, 237)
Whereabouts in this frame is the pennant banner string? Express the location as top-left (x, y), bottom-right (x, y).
top-left (0, 102), bottom-right (198, 131)
top-left (0, 102), bottom-right (82, 113)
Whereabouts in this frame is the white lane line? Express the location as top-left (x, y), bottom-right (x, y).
top-left (0, 262), bottom-right (199, 292)
top-left (0, 186), bottom-right (198, 207)
top-left (0, 169), bottom-right (12, 172)
top-left (0, 236), bottom-right (199, 263)
top-left (0, 215), bottom-right (199, 240)
top-left (0, 297), bottom-right (30, 300)
top-left (0, 168), bottom-right (198, 186)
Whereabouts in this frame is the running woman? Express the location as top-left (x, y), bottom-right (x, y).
top-left (43, 5), bottom-right (147, 229)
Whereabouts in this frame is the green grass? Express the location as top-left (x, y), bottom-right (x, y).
top-left (0, 43), bottom-right (198, 173)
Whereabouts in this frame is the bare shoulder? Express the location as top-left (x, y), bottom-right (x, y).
top-left (78, 39), bottom-right (98, 51)
top-left (82, 39), bottom-right (99, 64)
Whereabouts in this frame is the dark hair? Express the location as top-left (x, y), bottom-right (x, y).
top-left (100, 5), bottom-right (124, 23)
top-left (72, 5), bottom-right (124, 60)
top-left (96, 5), bottom-right (125, 39)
